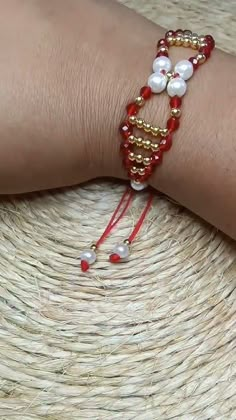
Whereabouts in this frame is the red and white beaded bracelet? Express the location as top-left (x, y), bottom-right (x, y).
top-left (120, 29), bottom-right (215, 191)
top-left (80, 29), bottom-right (215, 271)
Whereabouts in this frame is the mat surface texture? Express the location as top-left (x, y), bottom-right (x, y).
top-left (0, 1), bottom-right (236, 419)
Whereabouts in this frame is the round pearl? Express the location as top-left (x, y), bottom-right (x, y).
top-left (153, 56), bottom-right (172, 73)
top-left (148, 72), bottom-right (167, 94)
top-left (113, 243), bottom-right (129, 259)
top-left (167, 77), bottom-right (187, 97)
top-left (175, 60), bottom-right (193, 80)
top-left (80, 250), bottom-right (96, 264)
top-left (130, 180), bottom-right (148, 191)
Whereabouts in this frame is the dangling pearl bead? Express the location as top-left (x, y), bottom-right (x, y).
top-left (113, 243), bottom-right (130, 259)
top-left (167, 77), bottom-right (187, 97)
top-left (80, 249), bottom-right (96, 265)
top-left (175, 60), bottom-right (194, 80)
top-left (131, 180), bottom-right (148, 191)
top-left (153, 56), bottom-right (172, 73)
top-left (148, 72), bottom-right (167, 93)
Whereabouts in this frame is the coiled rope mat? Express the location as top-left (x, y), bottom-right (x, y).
top-left (0, 1), bottom-right (236, 419)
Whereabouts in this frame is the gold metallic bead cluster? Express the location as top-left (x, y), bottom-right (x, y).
top-left (128, 116), bottom-right (168, 137)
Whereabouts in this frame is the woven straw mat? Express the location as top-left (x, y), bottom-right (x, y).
top-left (0, 0), bottom-right (236, 419)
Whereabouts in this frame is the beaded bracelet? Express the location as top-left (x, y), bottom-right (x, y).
top-left (120, 29), bottom-right (215, 191)
top-left (80, 29), bottom-right (215, 272)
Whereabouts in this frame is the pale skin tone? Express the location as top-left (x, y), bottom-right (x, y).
top-left (0, 0), bottom-right (235, 239)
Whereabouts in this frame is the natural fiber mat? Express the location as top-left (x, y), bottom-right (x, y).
top-left (0, 1), bottom-right (236, 419)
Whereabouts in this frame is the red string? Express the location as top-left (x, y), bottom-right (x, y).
top-left (96, 187), bottom-right (134, 248)
top-left (128, 193), bottom-right (154, 243)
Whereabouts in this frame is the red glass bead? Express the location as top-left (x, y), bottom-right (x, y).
top-left (165, 30), bottom-right (175, 38)
top-left (120, 141), bottom-right (131, 155)
top-left (81, 260), bottom-right (89, 272)
top-left (189, 57), bottom-right (199, 70)
top-left (170, 96), bottom-right (182, 108)
top-left (119, 121), bottom-right (133, 139)
top-left (109, 254), bottom-right (121, 263)
top-left (157, 38), bottom-right (168, 48)
top-left (145, 165), bottom-right (153, 176)
top-left (156, 51), bottom-right (169, 58)
top-left (123, 156), bottom-right (132, 169)
top-left (126, 103), bottom-right (139, 116)
top-left (205, 34), bottom-right (215, 50)
top-left (140, 86), bottom-right (152, 100)
top-left (167, 117), bottom-right (180, 132)
top-left (199, 45), bottom-right (211, 59)
top-left (159, 135), bottom-right (172, 152)
top-left (151, 151), bottom-right (163, 166)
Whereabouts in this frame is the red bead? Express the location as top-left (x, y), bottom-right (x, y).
top-left (123, 156), bottom-right (132, 169)
top-left (120, 141), bottom-right (131, 156)
top-left (157, 38), bottom-right (168, 48)
top-left (109, 254), bottom-right (121, 263)
top-left (205, 34), bottom-right (215, 50)
top-left (167, 117), bottom-right (180, 132)
top-left (126, 103), bottom-right (139, 116)
top-left (81, 260), bottom-right (89, 272)
top-left (140, 86), bottom-right (152, 100)
top-left (151, 151), bottom-right (163, 166)
top-left (119, 121), bottom-right (133, 139)
top-left (189, 57), bottom-right (199, 70)
top-left (156, 51), bottom-right (169, 58)
top-left (199, 45), bottom-right (211, 59)
top-left (165, 30), bottom-right (175, 38)
top-left (159, 135), bottom-right (173, 152)
top-left (170, 96), bottom-right (182, 108)
top-left (175, 29), bottom-right (183, 34)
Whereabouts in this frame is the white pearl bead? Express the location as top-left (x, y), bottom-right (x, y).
top-left (175, 60), bottom-right (193, 80)
top-left (80, 250), bottom-right (96, 264)
top-left (130, 180), bottom-right (148, 191)
top-left (148, 72), bottom-right (167, 93)
top-left (167, 77), bottom-right (187, 97)
top-left (113, 243), bottom-right (129, 259)
top-left (153, 56), bottom-right (172, 73)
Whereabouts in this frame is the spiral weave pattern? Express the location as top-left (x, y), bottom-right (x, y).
top-left (0, 1), bottom-right (236, 419)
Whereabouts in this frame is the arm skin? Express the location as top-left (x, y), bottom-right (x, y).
top-left (0, 0), bottom-right (235, 239)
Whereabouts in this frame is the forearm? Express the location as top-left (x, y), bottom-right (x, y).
top-left (0, 0), bottom-right (235, 240)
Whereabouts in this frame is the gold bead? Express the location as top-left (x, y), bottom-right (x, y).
top-left (90, 244), bottom-right (97, 251)
top-left (199, 35), bottom-right (206, 43)
top-left (144, 139), bottom-right (151, 149)
top-left (137, 118), bottom-right (144, 128)
top-left (136, 154), bottom-right (143, 163)
top-left (196, 53), bottom-right (206, 64)
top-left (135, 96), bottom-right (145, 107)
top-left (143, 122), bottom-right (151, 132)
top-left (128, 152), bottom-right (135, 161)
top-left (184, 30), bottom-right (192, 37)
top-left (166, 71), bottom-right (173, 80)
top-left (183, 38), bottom-right (191, 47)
top-left (192, 32), bottom-right (199, 40)
top-left (160, 128), bottom-right (168, 137)
top-left (138, 168), bottom-right (145, 176)
top-left (143, 157), bottom-right (151, 166)
top-left (124, 239), bottom-right (131, 246)
top-left (151, 143), bottom-right (159, 152)
top-left (136, 137), bottom-right (143, 146)
top-left (131, 166), bottom-right (138, 174)
top-left (191, 39), bottom-right (199, 49)
top-left (151, 126), bottom-right (160, 136)
top-left (128, 135), bottom-right (135, 144)
top-left (129, 115), bottom-right (136, 124)
top-left (175, 36), bottom-right (183, 46)
top-left (171, 108), bottom-right (181, 118)
top-left (167, 36), bottom-right (175, 46)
